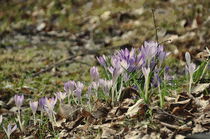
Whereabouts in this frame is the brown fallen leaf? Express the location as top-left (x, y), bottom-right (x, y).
top-left (171, 106), bottom-right (194, 117)
top-left (92, 107), bottom-right (109, 119)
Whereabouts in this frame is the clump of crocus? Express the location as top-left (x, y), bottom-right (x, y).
top-left (44, 97), bottom-right (57, 126)
top-left (14, 94), bottom-right (24, 131)
top-left (185, 52), bottom-right (197, 95)
top-left (3, 123), bottom-right (17, 139)
top-left (29, 101), bottom-right (38, 125)
top-left (94, 41), bottom-right (168, 104)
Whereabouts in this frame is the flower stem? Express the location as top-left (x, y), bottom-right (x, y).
top-left (144, 76), bottom-right (149, 103)
top-left (33, 114), bottom-right (36, 125)
top-left (158, 85), bottom-right (163, 107)
top-left (189, 74), bottom-right (193, 94)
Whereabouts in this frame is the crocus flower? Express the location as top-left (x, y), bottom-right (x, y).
top-left (64, 81), bottom-right (75, 93)
top-left (75, 81), bottom-right (84, 90)
top-left (14, 94), bottom-right (24, 109)
top-left (185, 52), bottom-right (198, 95)
top-left (97, 55), bottom-right (107, 67)
top-left (75, 89), bottom-right (82, 99)
top-left (152, 73), bottom-right (161, 87)
top-left (158, 51), bottom-right (166, 66)
top-left (44, 97), bottom-right (57, 114)
top-left (185, 52), bottom-right (191, 66)
top-left (3, 123), bottom-right (17, 139)
top-left (91, 81), bottom-right (99, 90)
top-left (0, 115), bottom-right (2, 125)
top-left (74, 81), bottom-right (84, 100)
top-left (29, 101), bottom-right (38, 115)
top-left (55, 92), bottom-right (66, 102)
top-left (14, 94), bottom-right (24, 131)
top-left (90, 66), bottom-right (99, 81)
top-left (186, 63), bottom-right (196, 76)
top-left (142, 67), bottom-right (150, 78)
top-left (38, 97), bottom-right (46, 112)
top-left (141, 41), bottom-right (158, 64)
top-left (64, 80), bottom-right (76, 104)
top-left (29, 101), bottom-right (38, 125)
top-left (99, 79), bottom-right (113, 95)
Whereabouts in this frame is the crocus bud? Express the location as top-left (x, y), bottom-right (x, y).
top-left (29, 101), bottom-right (38, 115)
top-left (14, 94), bottom-right (24, 109)
top-left (97, 55), bottom-right (106, 67)
top-left (64, 81), bottom-right (75, 93)
top-left (38, 97), bottom-right (46, 111)
top-left (90, 66), bottom-right (99, 81)
top-left (185, 52), bottom-right (191, 66)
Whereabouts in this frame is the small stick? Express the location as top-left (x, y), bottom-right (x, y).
top-left (152, 9), bottom-right (159, 43)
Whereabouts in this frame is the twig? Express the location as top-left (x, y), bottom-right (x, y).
top-left (152, 9), bottom-right (159, 43)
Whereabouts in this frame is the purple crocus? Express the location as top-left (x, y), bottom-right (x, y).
top-left (64, 80), bottom-right (75, 93)
top-left (29, 101), bottom-right (38, 125)
top-left (152, 73), bottom-right (161, 87)
top-left (64, 80), bottom-right (76, 104)
top-left (29, 101), bottom-right (38, 115)
top-left (185, 52), bottom-right (198, 94)
top-left (44, 97), bottom-right (57, 114)
top-left (141, 41), bottom-right (158, 64)
top-left (97, 55), bottom-right (107, 67)
top-left (90, 66), bottom-right (99, 81)
top-left (3, 123), bottom-right (17, 139)
top-left (14, 94), bottom-right (24, 109)
top-left (186, 63), bottom-right (196, 76)
top-left (99, 79), bottom-right (113, 95)
top-left (38, 97), bottom-right (46, 112)
top-left (74, 82), bottom-right (84, 99)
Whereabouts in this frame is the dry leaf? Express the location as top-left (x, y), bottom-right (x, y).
top-left (126, 99), bottom-right (144, 117)
top-left (101, 127), bottom-right (116, 138)
top-left (193, 83), bottom-right (210, 95)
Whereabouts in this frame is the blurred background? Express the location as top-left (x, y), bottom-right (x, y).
top-left (0, 0), bottom-right (209, 97)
